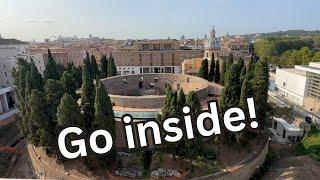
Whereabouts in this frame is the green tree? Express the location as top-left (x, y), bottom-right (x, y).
top-left (100, 55), bottom-right (108, 78)
top-left (57, 93), bottom-right (82, 127)
top-left (30, 61), bottom-right (44, 91)
top-left (141, 150), bottom-right (152, 176)
top-left (12, 59), bottom-right (31, 136)
top-left (44, 49), bottom-right (60, 80)
top-left (56, 93), bottom-right (82, 160)
top-left (247, 58), bottom-right (255, 81)
top-left (81, 64), bottom-right (95, 133)
top-left (28, 89), bottom-right (53, 147)
top-left (208, 59), bottom-right (215, 82)
top-left (44, 79), bottom-right (64, 122)
top-left (237, 77), bottom-right (253, 144)
top-left (220, 60), bottom-right (227, 85)
top-left (185, 91), bottom-right (203, 157)
top-left (198, 58), bottom-right (209, 80)
top-left (239, 66), bottom-right (247, 85)
top-left (83, 52), bottom-right (95, 79)
top-left (60, 71), bottom-right (77, 98)
top-left (239, 77), bottom-right (252, 108)
top-left (177, 89), bottom-right (186, 110)
top-left (219, 64), bottom-right (241, 110)
top-left (93, 80), bottom-right (116, 168)
top-left (252, 59), bottom-right (269, 129)
top-left (214, 60), bottom-right (220, 83)
top-left (91, 55), bottom-right (100, 78)
top-left (107, 56), bottom-right (117, 77)
top-left (227, 53), bottom-right (234, 70)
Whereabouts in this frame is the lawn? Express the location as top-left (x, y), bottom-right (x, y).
top-left (295, 124), bottom-right (320, 159)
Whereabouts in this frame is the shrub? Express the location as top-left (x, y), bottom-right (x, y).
top-left (203, 149), bottom-right (216, 160)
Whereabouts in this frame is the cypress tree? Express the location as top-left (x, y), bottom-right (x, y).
top-left (60, 71), bottom-right (77, 98)
top-left (177, 89), bottom-right (186, 110)
top-left (185, 91), bottom-right (202, 157)
top-left (91, 55), bottom-right (100, 78)
top-left (83, 52), bottom-right (94, 79)
top-left (93, 80), bottom-right (116, 168)
top-left (220, 60), bottom-right (227, 85)
top-left (142, 150), bottom-right (152, 175)
top-left (107, 56), bottom-right (117, 77)
top-left (239, 66), bottom-right (247, 85)
top-left (28, 89), bottom-right (53, 147)
top-left (81, 64), bottom-right (95, 133)
top-left (247, 58), bottom-right (255, 81)
top-left (13, 59), bottom-right (31, 136)
top-left (219, 64), bottom-right (241, 110)
top-left (226, 53), bottom-right (234, 70)
top-left (30, 61), bottom-right (44, 91)
top-left (186, 91), bottom-right (201, 116)
top-left (56, 93), bottom-right (82, 159)
top-left (70, 65), bottom-right (82, 88)
top-left (162, 86), bottom-right (173, 118)
top-left (44, 49), bottom-right (60, 80)
top-left (239, 77), bottom-right (252, 108)
top-left (100, 55), bottom-right (108, 78)
top-left (208, 59), bottom-right (215, 82)
top-left (252, 59), bottom-right (269, 129)
top-left (198, 58), bottom-right (209, 80)
top-left (214, 59), bottom-right (220, 83)
top-left (169, 92), bottom-right (178, 115)
top-left (57, 93), bottom-right (82, 128)
top-left (45, 79), bottom-right (64, 121)
top-left (84, 51), bottom-right (91, 68)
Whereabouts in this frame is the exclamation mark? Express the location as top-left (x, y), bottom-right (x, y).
top-left (247, 98), bottom-right (258, 129)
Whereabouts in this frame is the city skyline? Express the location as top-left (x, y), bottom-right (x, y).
top-left (1, 0), bottom-right (320, 41)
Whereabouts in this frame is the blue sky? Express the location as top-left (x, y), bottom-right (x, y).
top-left (0, 0), bottom-right (319, 41)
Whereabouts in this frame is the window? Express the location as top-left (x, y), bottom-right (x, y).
top-left (4, 72), bottom-right (7, 77)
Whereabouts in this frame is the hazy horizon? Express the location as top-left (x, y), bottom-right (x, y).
top-left (1, 0), bottom-right (320, 41)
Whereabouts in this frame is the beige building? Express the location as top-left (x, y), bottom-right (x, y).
top-left (220, 35), bottom-right (250, 58)
top-left (0, 42), bottom-right (27, 87)
top-left (27, 42), bottom-right (115, 67)
top-left (112, 39), bottom-right (203, 75)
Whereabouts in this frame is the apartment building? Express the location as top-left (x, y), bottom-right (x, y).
top-left (275, 62), bottom-right (320, 122)
top-left (0, 41), bottom-right (28, 86)
top-left (220, 35), bottom-right (251, 58)
top-left (112, 39), bottom-right (203, 75)
top-left (27, 42), bottom-right (115, 67)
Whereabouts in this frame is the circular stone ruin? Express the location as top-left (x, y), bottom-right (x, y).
top-left (101, 73), bottom-right (222, 148)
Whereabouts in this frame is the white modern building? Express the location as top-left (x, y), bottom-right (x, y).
top-left (274, 62), bottom-right (320, 123)
top-left (270, 117), bottom-right (304, 144)
top-left (275, 68), bottom-right (308, 106)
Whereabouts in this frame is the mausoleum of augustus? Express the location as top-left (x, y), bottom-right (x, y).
top-left (100, 73), bottom-right (223, 148)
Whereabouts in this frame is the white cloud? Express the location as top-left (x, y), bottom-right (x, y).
top-left (24, 18), bottom-right (54, 23)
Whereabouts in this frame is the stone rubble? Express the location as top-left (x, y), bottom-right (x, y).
top-left (151, 168), bottom-right (181, 178)
top-left (115, 166), bottom-right (142, 178)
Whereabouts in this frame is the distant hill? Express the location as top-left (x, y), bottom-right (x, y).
top-left (257, 30), bottom-right (320, 38)
top-left (241, 30), bottom-right (320, 41)
top-left (0, 38), bottom-right (27, 45)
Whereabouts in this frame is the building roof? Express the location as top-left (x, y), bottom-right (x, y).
top-left (280, 68), bottom-right (307, 77)
top-left (295, 63), bottom-right (320, 75)
top-left (273, 117), bottom-right (302, 132)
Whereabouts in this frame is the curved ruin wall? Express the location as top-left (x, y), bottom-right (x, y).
top-left (191, 138), bottom-right (269, 180)
top-left (101, 73), bottom-right (219, 108)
